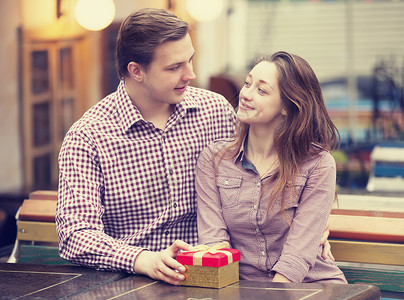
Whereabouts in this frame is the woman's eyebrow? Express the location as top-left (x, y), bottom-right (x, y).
top-left (258, 79), bottom-right (274, 90)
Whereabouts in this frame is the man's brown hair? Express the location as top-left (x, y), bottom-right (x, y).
top-left (116, 8), bottom-right (189, 79)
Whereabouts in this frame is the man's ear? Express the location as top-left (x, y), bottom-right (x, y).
top-left (127, 62), bottom-right (144, 82)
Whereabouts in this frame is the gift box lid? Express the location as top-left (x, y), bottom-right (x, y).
top-left (177, 248), bottom-right (240, 268)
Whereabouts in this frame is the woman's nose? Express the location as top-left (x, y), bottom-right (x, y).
top-left (240, 87), bottom-right (253, 101)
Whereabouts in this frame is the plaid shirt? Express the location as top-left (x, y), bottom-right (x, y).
top-left (56, 81), bottom-right (236, 273)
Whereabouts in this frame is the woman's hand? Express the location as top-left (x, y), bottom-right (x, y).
top-left (320, 220), bottom-right (335, 261)
top-left (134, 240), bottom-right (191, 285)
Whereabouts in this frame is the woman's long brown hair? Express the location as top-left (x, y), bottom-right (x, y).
top-left (216, 51), bottom-right (340, 217)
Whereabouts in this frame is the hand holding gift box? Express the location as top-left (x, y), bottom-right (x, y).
top-left (176, 241), bottom-right (241, 288)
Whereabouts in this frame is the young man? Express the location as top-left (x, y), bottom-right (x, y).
top-left (56, 8), bottom-right (236, 285)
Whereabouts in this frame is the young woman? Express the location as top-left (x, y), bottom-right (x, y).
top-left (195, 51), bottom-right (347, 283)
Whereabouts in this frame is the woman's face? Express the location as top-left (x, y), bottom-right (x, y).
top-left (237, 61), bottom-right (286, 128)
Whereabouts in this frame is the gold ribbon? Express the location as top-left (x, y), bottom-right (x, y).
top-left (185, 241), bottom-right (233, 266)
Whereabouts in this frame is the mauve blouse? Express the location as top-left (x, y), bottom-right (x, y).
top-left (195, 139), bottom-right (347, 284)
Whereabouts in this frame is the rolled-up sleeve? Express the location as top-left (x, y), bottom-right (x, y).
top-left (57, 131), bottom-right (141, 273)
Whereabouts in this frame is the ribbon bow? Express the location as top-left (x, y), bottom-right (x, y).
top-left (185, 241), bottom-right (232, 266)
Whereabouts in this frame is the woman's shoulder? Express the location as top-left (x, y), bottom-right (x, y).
top-left (200, 138), bottom-right (236, 159)
top-left (303, 144), bottom-right (336, 170)
top-left (212, 138), bottom-right (236, 149)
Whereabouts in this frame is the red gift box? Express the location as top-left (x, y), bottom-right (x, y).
top-left (177, 248), bottom-right (240, 267)
top-left (177, 242), bottom-right (241, 288)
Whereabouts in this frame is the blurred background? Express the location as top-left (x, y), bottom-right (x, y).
top-left (0, 0), bottom-right (403, 248)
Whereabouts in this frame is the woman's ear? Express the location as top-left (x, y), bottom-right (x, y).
top-left (127, 62), bottom-right (144, 82)
top-left (282, 108), bottom-right (287, 116)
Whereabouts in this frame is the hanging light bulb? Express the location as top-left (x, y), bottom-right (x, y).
top-left (75, 0), bottom-right (115, 31)
top-left (185, 0), bottom-right (225, 22)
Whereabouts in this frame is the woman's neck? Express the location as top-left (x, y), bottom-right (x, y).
top-left (246, 126), bottom-right (278, 176)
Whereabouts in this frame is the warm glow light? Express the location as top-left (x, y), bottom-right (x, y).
top-left (75, 0), bottom-right (115, 31)
top-left (186, 0), bottom-right (225, 22)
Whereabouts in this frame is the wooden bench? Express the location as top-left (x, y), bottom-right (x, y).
top-left (8, 190), bottom-right (404, 292)
top-left (329, 208), bottom-right (404, 293)
top-left (8, 190), bottom-right (58, 263)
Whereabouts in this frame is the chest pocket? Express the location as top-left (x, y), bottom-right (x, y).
top-left (217, 176), bottom-right (242, 208)
top-left (280, 175), bottom-right (307, 218)
top-left (262, 175), bottom-right (307, 231)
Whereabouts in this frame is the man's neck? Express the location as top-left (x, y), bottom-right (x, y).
top-left (124, 80), bottom-right (174, 130)
top-left (142, 105), bottom-right (175, 130)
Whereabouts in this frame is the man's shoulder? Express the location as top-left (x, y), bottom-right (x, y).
top-left (69, 94), bottom-right (117, 134)
top-left (186, 86), bottom-right (230, 105)
top-left (184, 86), bottom-right (236, 122)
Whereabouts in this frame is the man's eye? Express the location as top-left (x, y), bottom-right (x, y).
top-left (171, 65), bottom-right (180, 71)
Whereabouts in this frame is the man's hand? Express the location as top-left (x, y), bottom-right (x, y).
top-left (273, 272), bottom-right (292, 283)
top-left (134, 240), bottom-right (191, 285)
top-left (320, 219), bottom-right (335, 261)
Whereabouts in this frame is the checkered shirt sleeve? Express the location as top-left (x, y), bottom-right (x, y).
top-left (56, 81), bottom-right (236, 273)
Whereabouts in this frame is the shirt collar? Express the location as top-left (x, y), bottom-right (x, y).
top-left (115, 81), bottom-right (144, 132)
top-left (116, 81), bottom-right (201, 133)
top-left (233, 134), bottom-right (260, 174)
top-left (234, 134), bottom-right (248, 163)
top-left (181, 87), bottom-right (201, 110)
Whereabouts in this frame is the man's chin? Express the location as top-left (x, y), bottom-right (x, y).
top-left (171, 94), bottom-right (186, 104)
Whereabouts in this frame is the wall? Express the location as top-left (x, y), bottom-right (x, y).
top-left (0, 1), bottom-right (22, 192)
top-left (237, 0), bottom-right (404, 81)
top-left (0, 0), bottom-right (172, 193)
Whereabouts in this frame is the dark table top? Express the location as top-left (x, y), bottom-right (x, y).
top-left (0, 263), bottom-right (380, 300)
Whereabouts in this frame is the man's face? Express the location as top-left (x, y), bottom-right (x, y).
top-left (142, 33), bottom-right (196, 105)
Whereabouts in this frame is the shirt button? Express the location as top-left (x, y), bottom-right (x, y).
top-left (173, 202), bottom-right (177, 208)
top-left (224, 179), bottom-right (229, 185)
top-left (169, 169), bottom-right (174, 175)
top-left (253, 205), bottom-right (257, 210)
top-left (164, 230), bottom-right (170, 236)
top-left (162, 136), bottom-right (166, 141)
top-left (261, 251), bottom-right (266, 257)
top-left (256, 182), bottom-right (261, 187)
top-left (255, 228), bottom-right (259, 233)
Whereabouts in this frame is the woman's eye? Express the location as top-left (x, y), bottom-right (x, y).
top-left (258, 88), bottom-right (267, 94)
top-left (244, 81), bottom-right (251, 87)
